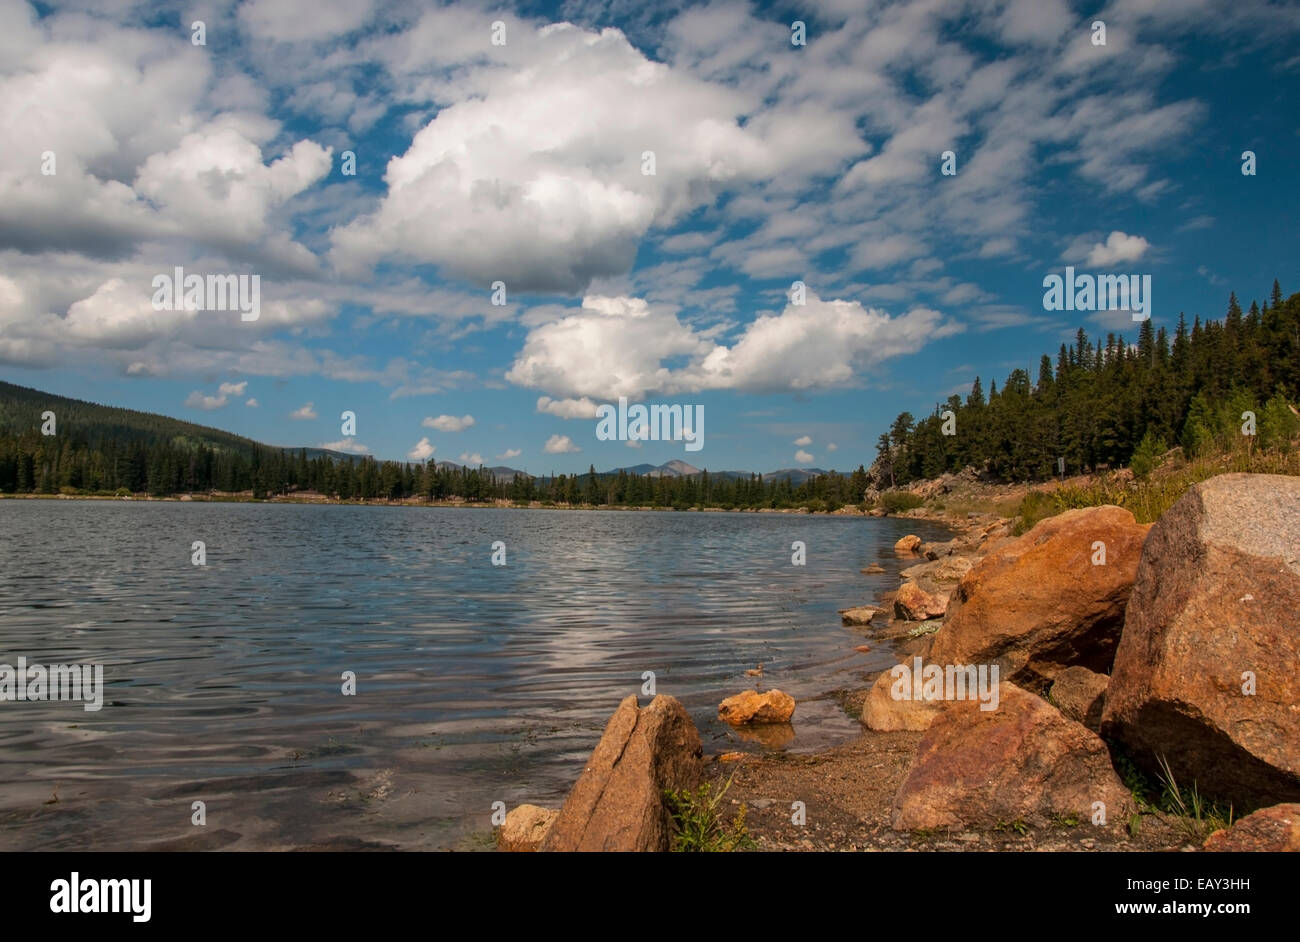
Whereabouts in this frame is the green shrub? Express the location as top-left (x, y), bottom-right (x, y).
top-left (664, 776), bottom-right (756, 852)
top-left (878, 491), bottom-right (923, 513)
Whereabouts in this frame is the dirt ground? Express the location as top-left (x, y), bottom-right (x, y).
top-left (706, 717), bottom-right (1192, 852)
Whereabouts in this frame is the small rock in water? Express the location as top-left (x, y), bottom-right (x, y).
top-left (718, 689), bottom-right (796, 725)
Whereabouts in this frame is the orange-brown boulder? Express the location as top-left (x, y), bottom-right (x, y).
top-left (928, 506), bottom-right (1149, 687)
top-left (892, 683), bottom-right (1134, 830)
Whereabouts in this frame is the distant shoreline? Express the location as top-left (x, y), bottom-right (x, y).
top-left (0, 490), bottom-right (948, 520)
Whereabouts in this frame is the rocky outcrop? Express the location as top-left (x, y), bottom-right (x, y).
top-left (893, 582), bottom-right (948, 621)
top-left (1203, 804), bottom-right (1300, 852)
top-left (928, 506), bottom-right (1149, 688)
top-left (498, 804), bottom-right (558, 852)
top-left (892, 683), bottom-right (1134, 830)
top-left (1049, 666), bottom-right (1109, 733)
top-left (1101, 474), bottom-right (1300, 808)
top-left (894, 534), bottom-right (922, 555)
top-left (718, 689), bottom-right (796, 725)
top-left (542, 695), bottom-right (702, 852)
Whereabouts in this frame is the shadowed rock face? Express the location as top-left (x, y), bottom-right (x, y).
top-left (1203, 803), bottom-right (1300, 852)
top-left (1049, 666), bottom-right (1109, 733)
top-left (541, 695), bottom-right (702, 852)
top-left (928, 505), bottom-right (1149, 689)
top-left (891, 683), bottom-right (1134, 831)
top-left (1102, 474), bottom-right (1300, 810)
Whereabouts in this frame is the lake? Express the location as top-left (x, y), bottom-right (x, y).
top-left (0, 500), bottom-right (950, 850)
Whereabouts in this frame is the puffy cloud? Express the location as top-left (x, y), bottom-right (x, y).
top-left (329, 22), bottom-right (850, 291)
top-left (321, 438), bottom-right (368, 454)
top-left (185, 390), bottom-right (227, 410)
top-left (407, 437), bottom-right (435, 460)
top-left (508, 292), bottom-right (959, 400)
top-left (245, 398), bottom-right (259, 407)
top-left (290, 402), bottom-right (318, 420)
top-left (238, 0), bottom-right (377, 43)
top-left (537, 396), bottom-right (600, 419)
top-left (219, 381), bottom-right (248, 396)
top-left (793, 435), bottom-right (812, 446)
top-left (795, 449), bottom-right (814, 464)
top-left (497, 448), bottom-right (522, 459)
top-left (458, 452), bottom-right (484, 465)
top-left (1076, 231), bottom-right (1152, 267)
top-left (422, 414), bottom-right (475, 432)
top-left (544, 434), bottom-right (581, 454)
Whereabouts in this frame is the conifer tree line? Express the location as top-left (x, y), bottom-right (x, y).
top-left (0, 379), bottom-right (872, 508)
top-left (873, 281), bottom-right (1300, 485)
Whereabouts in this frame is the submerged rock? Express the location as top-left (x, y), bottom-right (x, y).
top-left (839, 605), bottom-right (882, 626)
top-left (894, 534), bottom-right (922, 555)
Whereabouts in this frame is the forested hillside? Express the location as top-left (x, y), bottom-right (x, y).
top-left (874, 281), bottom-right (1300, 485)
top-left (0, 380), bottom-right (871, 507)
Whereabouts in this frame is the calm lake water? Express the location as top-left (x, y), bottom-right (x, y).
top-left (0, 500), bottom-right (949, 850)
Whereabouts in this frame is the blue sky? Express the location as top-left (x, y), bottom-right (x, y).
top-left (0, 0), bottom-right (1297, 474)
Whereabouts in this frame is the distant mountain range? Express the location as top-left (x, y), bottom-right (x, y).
top-left (0, 380), bottom-right (843, 483)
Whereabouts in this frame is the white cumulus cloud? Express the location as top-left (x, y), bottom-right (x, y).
top-left (422, 414), bottom-right (475, 432)
top-left (290, 402), bottom-right (318, 420)
top-left (544, 434), bottom-right (581, 454)
top-left (408, 437), bottom-right (435, 461)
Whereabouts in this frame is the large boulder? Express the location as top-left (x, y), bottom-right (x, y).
top-left (717, 689), bottom-right (795, 725)
top-left (892, 683), bottom-right (1135, 830)
top-left (1101, 474), bottom-right (1300, 808)
top-left (928, 506), bottom-right (1149, 689)
top-left (1203, 804), bottom-right (1300, 852)
top-left (1049, 666), bottom-right (1109, 733)
top-left (498, 804), bottom-right (558, 852)
top-left (542, 695), bottom-right (703, 852)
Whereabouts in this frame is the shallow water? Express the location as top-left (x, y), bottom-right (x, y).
top-left (0, 500), bottom-right (949, 850)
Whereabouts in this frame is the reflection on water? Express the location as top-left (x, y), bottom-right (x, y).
top-left (0, 500), bottom-right (949, 850)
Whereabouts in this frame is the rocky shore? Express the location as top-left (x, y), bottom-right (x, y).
top-left (499, 472), bottom-right (1300, 852)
